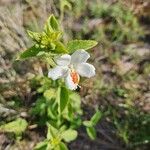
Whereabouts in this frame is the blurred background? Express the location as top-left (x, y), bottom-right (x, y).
top-left (0, 0), bottom-right (150, 149)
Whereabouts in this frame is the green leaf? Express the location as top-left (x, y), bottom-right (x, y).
top-left (69, 92), bottom-right (82, 115)
top-left (34, 141), bottom-right (48, 150)
top-left (61, 129), bottom-right (78, 142)
top-left (86, 127), bottom-right (96, 140)
top-left (49, 15), bottom-right (59, 31)
top-left (44, 15), bottom-right (59, 33)
top-left (18, 45), bottom-right (43, 59)
top-left (43, 89), bottom-right (56, 100)
top-left (57, 87), bottom-right (69, 114)
top-left (27, 30), bottom-right (41, 42)
top-left (59, 142), bottom-right (68, 150)
top-left (91, 110), bottom-right (102, 126)
top-left (83, 121), bottom-right (93, 127)
top-left (54, 41), bottom-right (68, 53)
top-left (47, 123), bottom-right (58, 139)
top-left (46, 143), bottom-right (51, 150)
top-left (0, 118), bottom-right (28, 134)
top-left (67, 40), bottom-right (98, 53)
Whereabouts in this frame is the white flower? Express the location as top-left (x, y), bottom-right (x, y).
top-left (48, 49), bottom-right (95, 90)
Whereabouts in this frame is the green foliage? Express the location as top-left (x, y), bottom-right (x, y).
top-left (17, 14), bottom-right (99, 149)
top-left (67, 40), bottom-right (98, 53)
top-left (89, 1), bottom-right (143, 43)
top-left (18, 45), bottom-right (43, 59)
top-left (34, 124), bottom-right (77, 150)
top-left (0, 118), bottom-right (28, 139)
top-left (61, 129), bottom-right (78, 142)
top-left (57, 86), bottom-right (69, 114)
top-left (86, 127), bottom-right (96, 140)
top-left (83, 110), bottom-right (102, 140)
top-left (18, 15), bottom-right (67, 60)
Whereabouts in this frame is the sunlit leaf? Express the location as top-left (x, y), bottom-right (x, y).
top-left (61, 129), bottom-right (78, 142)
top-left (86, 127), bottom-right (96, 140)
top-left (43, 89), bottom-right (56, 100)
top-left (0, 118), bottom-right (28, 134)
top-left (54, 41), bottom-right (68, 53)
top-left (67, 40), bottom-right (98, 53)
top-left (91, 110), bottom-right (102, 126)
top-left (18, 45), bottom-right (43, 59)
top-left (47, 123), bottom-right (58, 139)
top-left (44, 14), bottom-right (59, 33)
top-left (83, 121), bottom-right (93, 127)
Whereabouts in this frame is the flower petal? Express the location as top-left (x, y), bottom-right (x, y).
top-left (65, 72), bottom-right (78, 90)
top-left (76, 63), bottom-right (95, 78)
top-left (71, 49), bottom-right (90, 64)
top-left (55, 54), bottom-right (71, 66)
top-left (48, 66), bottom-right (68, 80)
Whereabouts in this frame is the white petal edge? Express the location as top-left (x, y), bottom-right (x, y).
top-left (76, 63), bottom-right (95, 78)
top-left (55, 54), bottom-right (71, 66)
top-left (65, 72), bottom-right (78, 90)
top-left (71, 49), bottom-right (90, 64)
top-left (48, 66), bottom-right (68, 80)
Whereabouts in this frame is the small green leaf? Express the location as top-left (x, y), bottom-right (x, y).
top-left (69, 92), bottom-right (82, 115)
top-left (59, 142), bottom-right (68, 150)
top-left (47, 123), bottom-right (58, 139)
top-left (57, 87), bottom-right (69, 114)
top-left (61, 129), bottom-right (78, 142)
top-left (0, 118), bottom-right (28, 134)
top-left (49, 15), bottom-right (59, 31)
top-left (67, 40), bottom-right (98, 53)
top-left (83, 121), bottom-right (93, 127)
top-left (27, 30), bottom-right (41, 42)
top-left (43, 89), bottom-right (56, 100)
top-left (34, 141), bottom-right (48, 150)
top-left (18, 45), bottom-right (43, 59)
top-left (91, 110), bottom-right (102, 126)
top-left (44, 15), bottom-right (59, 33)
top-left (86, 127), bottom-right (96, 140)
top-left (46, 143), bottom-right (51, 150)
top-left (47, 106), bottom-right (57, 120)
top-left (54, 41), bottom-right (68, 53)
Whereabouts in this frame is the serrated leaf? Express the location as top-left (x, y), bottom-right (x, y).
top-left (91, 110), bottom-right (102, 126)
top-left (67, 40), bottom-right (98, 53)
top-left (57, 87), bottom-right (69, 114)
top-left (18, 45), bottom-right (43, 59)
top-left (86, 127), bottom-right (96, 140)
top-left (61, 129), bottom-right (78, 142)
top-left (0, 118), bottom-right (28, 134)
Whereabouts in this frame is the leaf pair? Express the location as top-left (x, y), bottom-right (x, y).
top-left (83, 110), bottom-right (102, 140)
